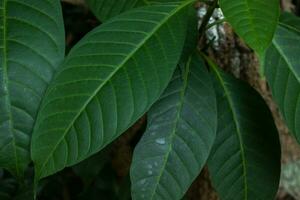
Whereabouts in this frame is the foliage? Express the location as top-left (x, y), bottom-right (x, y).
top-left (265, 12), bottom-right (300, 143)
top-left (131, 53), bottom-right (217, 199)
top-left (0, 0), bottom-right (299, 199)
top-left (206, 56), bottom-right (280, 200)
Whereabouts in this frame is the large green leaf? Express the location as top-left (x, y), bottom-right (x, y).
top-left (219, 0), bottom-right (279, 54)
top-left (279, 12), bottom-right (300, 33)
top-left (85, 0), bottom-right (187, 22)
top-left (206, 57), bottom-right (281, 200)
top-left (0, 0), bottom-right (65, 177)
top-left (31, 1), bottom-right (194, 180)
top-left (85, 0), bottom-right (144, 22)
top-left (178, 5), bottom-right (198, 65)
top-left (264, 18), bottom-right (300, 142)
top-left (130, 53), bottom-right (217, 200)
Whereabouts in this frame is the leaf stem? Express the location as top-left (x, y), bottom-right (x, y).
top-left (206, 18), bottom-right (226, 30)
top-left (198, 0), bottom-right (218, 38)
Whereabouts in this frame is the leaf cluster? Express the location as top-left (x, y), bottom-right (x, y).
top-left (0, 0), bottom-right (299, 199)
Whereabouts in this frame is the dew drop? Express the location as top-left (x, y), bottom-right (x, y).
top-left (155, 138), bottom-right (166, 145)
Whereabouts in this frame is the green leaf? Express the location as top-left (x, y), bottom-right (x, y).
top-left (219, 0), bottom-right (279, 54)
top-left (85, 0), bottom-right (144, 22)
top-left (264, 21), bottom-right (300, 142)
top-left (130, 53), bottom-right (217, 200)
top-left (279, 12), bottom-right (300, 33)
top-left (0, 0), bottom-right (65, 178)
top-left (206, 57), bottom-right (281, 200)
top-left (178, 5), bottom-right (198, 65)
top-left (85, 0), bottom-right (188, 22)
top-left (147, 0), bottom-right (187, 3)
top-left (31, 1), bottom-right (194, 180)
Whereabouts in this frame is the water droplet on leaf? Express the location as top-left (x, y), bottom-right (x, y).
top-left (155, 138), bottom-right (166, 145)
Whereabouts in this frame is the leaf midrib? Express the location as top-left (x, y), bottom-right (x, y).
top-left (209, 59), bottom-right (248, 200)
top-left (278, 22), bottom-right (300, 35)
top-left (1, 0), bottom-right (21, 177)
top-left (272, 31), bottom-right (300, 141)
top-left (221, 0), bottom-right (266, 53)
top-left (149, 57), bottom-right (192, 200)
top-left (272, 32), bottom-right (300, 84)
top-left (241, 0), bottom-right (262, 53)
top-left (37, 0), bottom-right (195, 179)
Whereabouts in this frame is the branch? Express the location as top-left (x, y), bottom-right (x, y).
top-left (198, 0), bottom-right (218, 39)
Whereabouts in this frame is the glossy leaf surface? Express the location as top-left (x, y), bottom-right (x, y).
top-left (206, 58), bottom-right (281, 200)
top-left (0, 0), bottom-right (65, 177)
top-left (219, 0), bottom-right (279, 54)
top-left (265, 16), bottom-right (300, 142)
top-left (31, 2), bottom-right (193, 180)
top-left (131, 53), bottom-right (217, 200)
top-left (279, 12), bottom-right (300, 33)
top-left (85, 0), bottom-right (188, 22)
top-left (85, 0), bottom-right (144, 22)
